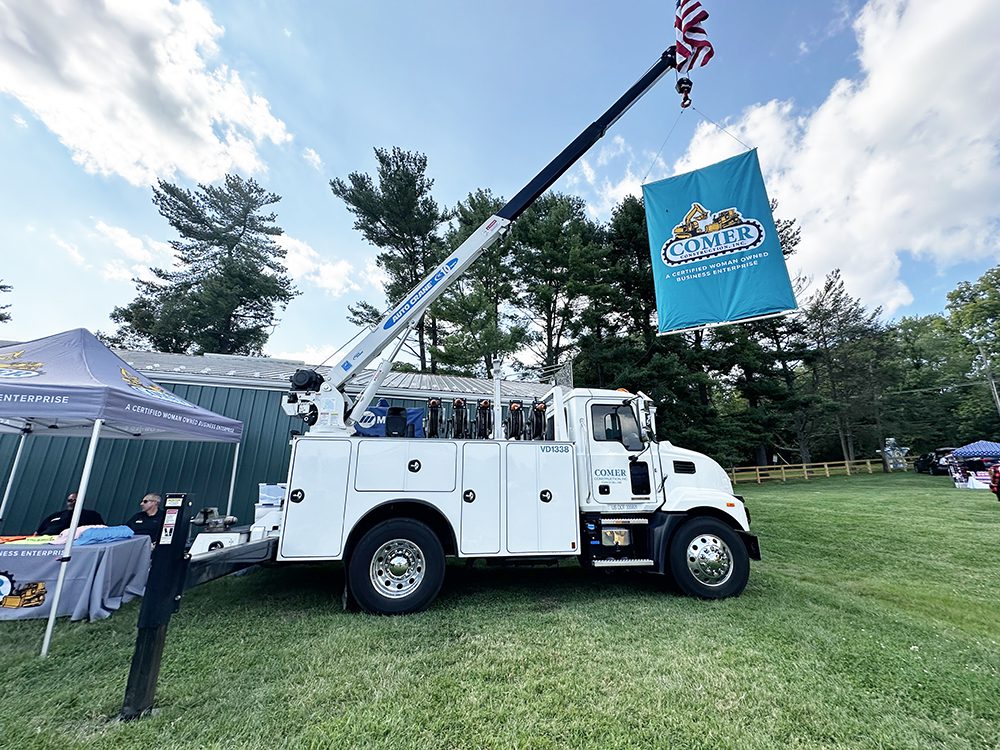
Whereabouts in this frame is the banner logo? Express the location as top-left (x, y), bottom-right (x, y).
top-left (0, 350), bottom-right (44, 379)
top-left (661, 203), bottom-right (763, 265)
top-left (0, 571), bottom-right (47, 609)
top-left (120, 369), bottom-right (191, 406)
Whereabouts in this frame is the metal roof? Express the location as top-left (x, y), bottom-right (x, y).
top-left (113, 349), bottom-right (552, 401)
top-left (1, 336), bottom-right (554, 400)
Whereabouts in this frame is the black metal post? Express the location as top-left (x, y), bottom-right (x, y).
top-left (120, 493), bottom-right (192, 721)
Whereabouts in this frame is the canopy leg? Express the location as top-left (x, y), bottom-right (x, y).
top-left (225, 442), bottom-right (241, 517)
top-left (0, 427), bottom-right (30, 533)
top-left (41, 418), bottom-right (103, 657)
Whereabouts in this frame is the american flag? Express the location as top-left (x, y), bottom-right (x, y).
top-left (675, 0), bottom-right (714, 73)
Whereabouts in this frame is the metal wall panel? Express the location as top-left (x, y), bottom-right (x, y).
top-left (0, 384), bottom-right (301, 535)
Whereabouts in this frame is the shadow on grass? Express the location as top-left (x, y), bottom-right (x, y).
top-left (186, 558), bottom-right (674, 618)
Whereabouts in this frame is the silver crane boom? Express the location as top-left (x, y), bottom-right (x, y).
top-left (285, 46), bottom-right (682, 433)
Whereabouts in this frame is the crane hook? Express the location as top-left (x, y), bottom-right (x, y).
top-left (676, 77), bottom-right (693, 109)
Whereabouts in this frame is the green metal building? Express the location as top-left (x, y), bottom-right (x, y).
top-left (0, 349), bottom-right (548, 535)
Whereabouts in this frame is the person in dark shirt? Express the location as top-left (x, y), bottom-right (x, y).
top-left (126, 493), bottom-right (165, 538)
top-left (35, 492), bottom-right (106, 536)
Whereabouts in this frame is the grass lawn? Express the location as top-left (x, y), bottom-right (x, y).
top-left (2, 472), bottom-right (999, 749)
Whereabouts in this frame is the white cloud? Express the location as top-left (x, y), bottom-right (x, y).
top-left (277, 235), bottom-right (369, 298)
top-left (283, 28), bottom-right (292, 39)
top-left (596, 135), bottom-right (628, 167)
top-left (0, 0), bottom-right (291, 186)
top-left (303, 147), bottom-right (323, 171)
top-left (94, 221), bottom-right (154, 263)
top-left (101, 259), bottom-right (136, 283)
top-left (575, 142), bottom-right (665, 220)
top-left (362, 258), bottom-right (387, 294)
top-left (91, 221), bottom-right (175, 282)
top-left (579, 0), bottom-right (1000, 316)
top-left (11, 114), bottom-right (27, 128)
top-left (312, 259), bottom-right (360, 297)
top-left (51, 234), bottom-right (85, 266)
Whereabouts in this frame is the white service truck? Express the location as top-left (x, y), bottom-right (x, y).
top-left (268, 44), bottom-right (760, 614)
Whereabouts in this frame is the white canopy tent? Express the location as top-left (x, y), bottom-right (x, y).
top-left (0, 329), bottom-right (243, 656)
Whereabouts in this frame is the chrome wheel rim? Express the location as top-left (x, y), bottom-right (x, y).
top-left (370, 538), bottom-right (425, 599)
top-left (685, 533), bottom-right (733, 587)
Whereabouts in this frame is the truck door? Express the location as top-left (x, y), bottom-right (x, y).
top-left (505, 442), bottom-right (578, 553)
top-left (279, 437), bottom-right (352, 560)
top-left (585, 401), bottom-right (651, 506)
top-left (460, 443), bottom-right (501, 554)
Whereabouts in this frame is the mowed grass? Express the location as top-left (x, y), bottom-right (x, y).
top-left (1, 473), bottom-right (999, 750)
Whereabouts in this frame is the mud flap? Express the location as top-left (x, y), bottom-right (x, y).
top-left (738, 531), bottom-right (761, 561)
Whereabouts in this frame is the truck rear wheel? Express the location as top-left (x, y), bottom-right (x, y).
top-left (668, 517), bottom-right (749, 599)
top-left (348, 519), bottom-right (445, 615)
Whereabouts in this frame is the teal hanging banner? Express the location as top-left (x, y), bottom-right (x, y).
top-left (642, 150), bottom-right (797, 334)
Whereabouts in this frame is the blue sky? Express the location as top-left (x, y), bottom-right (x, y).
top-left (1, 0), bottom-right (998, 364)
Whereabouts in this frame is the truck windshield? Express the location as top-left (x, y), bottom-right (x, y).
top-left (591, 404), bottom-right (644, 452)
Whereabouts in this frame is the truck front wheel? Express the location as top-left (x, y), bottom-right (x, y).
top-left (668, 517), bottom-right (749, 599)
top-left (348, 519), bottom-right (445, 615)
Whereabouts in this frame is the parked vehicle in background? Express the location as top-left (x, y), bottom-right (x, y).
top-left (915, 447), bottom-right (957, 475)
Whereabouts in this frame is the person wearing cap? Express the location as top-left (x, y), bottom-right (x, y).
top-left (126, 493), bottom-right (165, 537)
top-left (35, 492), bottom-right (106, 536)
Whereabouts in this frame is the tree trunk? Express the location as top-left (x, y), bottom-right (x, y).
top-left (429, 313), bottom-right (439, 374)
top-left (417, 316), bottom-right (427, 372)
top-left (837, 415), bottom-right (850, 462)
top-left (754, 444), bottom-right (768, 466)
top-left (797, 431), bottom-right (812, 464)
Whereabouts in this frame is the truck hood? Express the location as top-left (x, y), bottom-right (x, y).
top-left (657, 442), bottom-right (734, 495)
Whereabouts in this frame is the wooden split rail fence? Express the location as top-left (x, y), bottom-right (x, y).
top-left (729, 459), bottom-right (893, 484)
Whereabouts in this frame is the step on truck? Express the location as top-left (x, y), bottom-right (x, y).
top-left (258, 44), bottom-right (760, 613)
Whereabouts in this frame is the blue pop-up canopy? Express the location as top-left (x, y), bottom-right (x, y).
top-left (951, 440), bottom-right (1000, 458)
top-left (0, 329), bottom-right (243, 655)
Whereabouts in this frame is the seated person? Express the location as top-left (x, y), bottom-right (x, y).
top-left (35, 492), bottom-right (106, 536)
top-left (126, 493), bottom-right (165, 537)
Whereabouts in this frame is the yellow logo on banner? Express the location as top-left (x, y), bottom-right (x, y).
top-left (661, 202), bottom-right (764, 265)
top-left (0, 351), bottom-right (44, 379)
top-left (120, 369), bottom-right (190, 406)
top-left (0, 571), bottom-right (47, 608)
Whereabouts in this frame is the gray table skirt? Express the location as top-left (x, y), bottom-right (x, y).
top-left (0, 535), bottom-right (151, 622)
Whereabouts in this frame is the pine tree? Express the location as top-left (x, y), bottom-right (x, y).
top-left (330, 147), bottom-right (448, 372)
top-left (0, 279), bottom-right (11, 324)
top-left (509, 193), bottom-right (602, 373)
top-left (108, 175), bottom-right (297, 355)
top-left (432, 189), bottom-right (530, 376)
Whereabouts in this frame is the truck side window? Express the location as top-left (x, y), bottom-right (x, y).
top-left (591, 404), bottom-right (643, 451)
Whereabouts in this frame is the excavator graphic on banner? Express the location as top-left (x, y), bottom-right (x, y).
top-left (672, 202), bottom-right (742, 239)
top-left (0, 570), bottom-right (47, 608)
